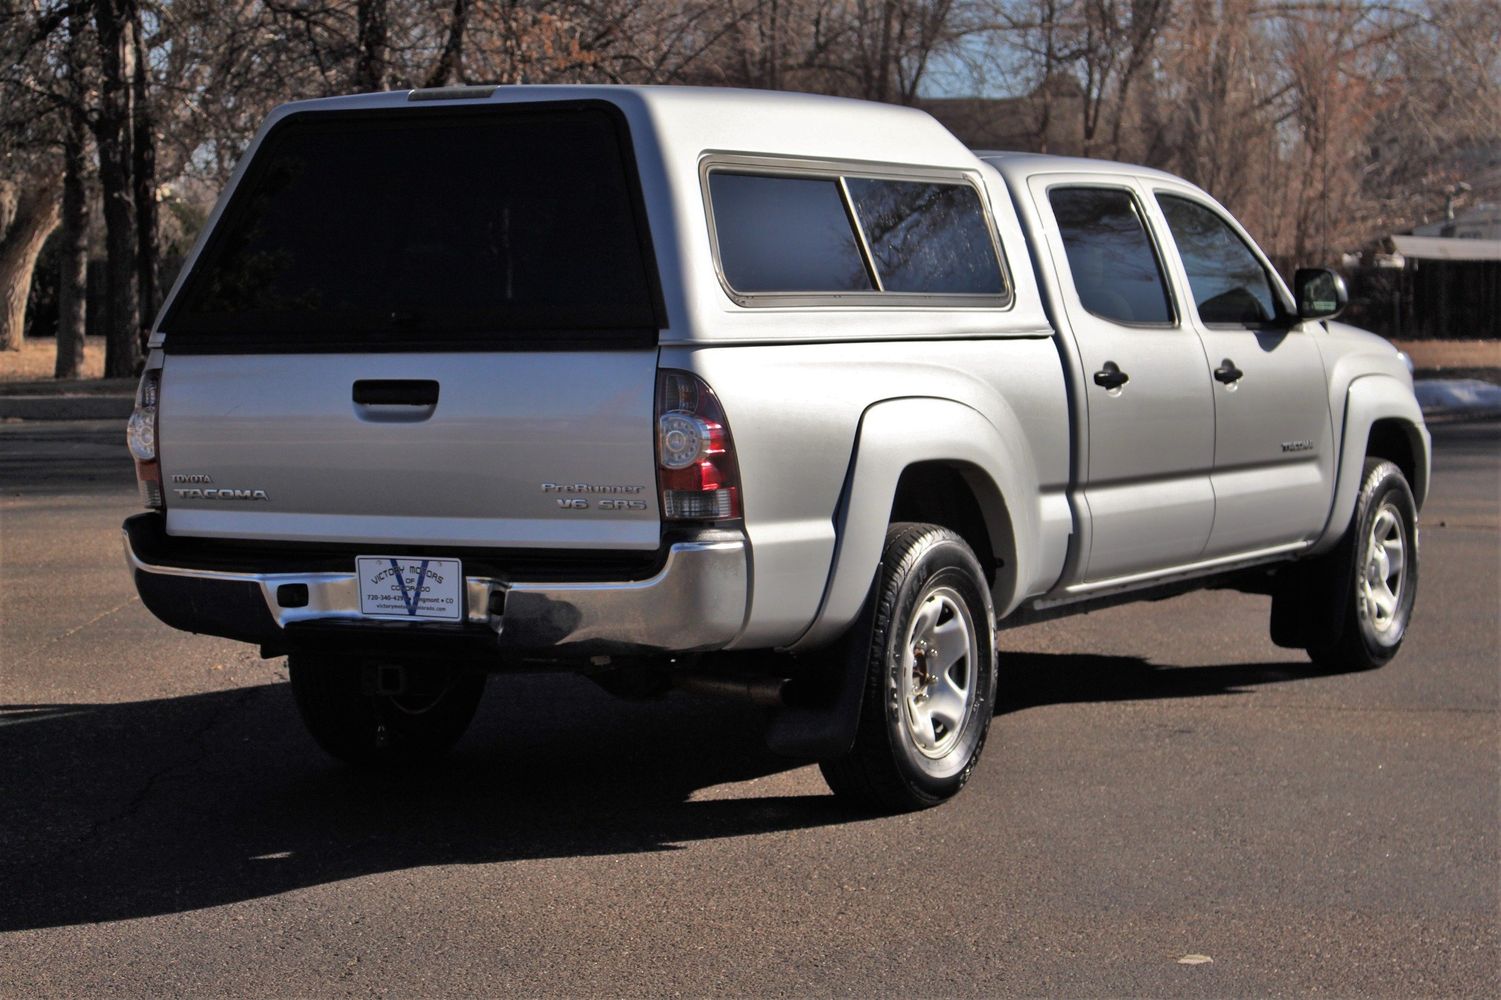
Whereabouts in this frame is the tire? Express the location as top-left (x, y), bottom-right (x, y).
top-left (819, 523), bottom-right (997, 812)
top-left (1307, 459), bottom-right (1419, 670)
top-left (289, 655), bottom-right (486, 766)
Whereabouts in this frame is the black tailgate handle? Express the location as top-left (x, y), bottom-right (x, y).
top-left (352, 379), bottom-right (440, 406)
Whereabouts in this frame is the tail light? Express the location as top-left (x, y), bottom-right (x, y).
top-left (126, 369), bottom-right (164, 510)
top-left (656, 370), bottom-right (742, 522)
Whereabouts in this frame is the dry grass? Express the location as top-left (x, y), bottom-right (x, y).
top-left (1392, 339), bottom-right (1501, 370)
top-left (0, 337), bottom-right (108, 382)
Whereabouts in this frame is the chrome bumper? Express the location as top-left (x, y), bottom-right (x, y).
top-left (123, 529), bottom-right (750, 657)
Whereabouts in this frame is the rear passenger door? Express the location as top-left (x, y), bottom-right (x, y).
top-left (1149, 190), bottom-right (1334, 557)
top-left (1030, 177), bottom-right (1216, 583)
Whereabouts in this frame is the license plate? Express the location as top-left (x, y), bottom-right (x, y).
top-left (356, 557), bottom-right (464, 621)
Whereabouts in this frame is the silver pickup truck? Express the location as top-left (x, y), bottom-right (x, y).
top-left (124, 85), bottom-right (1429, 811)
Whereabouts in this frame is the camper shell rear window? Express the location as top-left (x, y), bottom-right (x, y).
top-left (162, 101), bottom-right (663, 352)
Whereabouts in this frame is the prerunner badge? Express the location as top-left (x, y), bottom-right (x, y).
top-left (356, 557), bottom-right (463, 621)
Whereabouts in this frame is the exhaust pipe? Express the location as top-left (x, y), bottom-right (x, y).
top-left (673, 672), bottom-right (790, 706)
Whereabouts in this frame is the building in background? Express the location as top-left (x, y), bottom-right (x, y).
top-left (1361, 203), bottom-right (1501, 340)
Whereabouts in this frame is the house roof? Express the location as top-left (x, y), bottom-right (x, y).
top-left (1390, 235), bottom-right (1501, 262)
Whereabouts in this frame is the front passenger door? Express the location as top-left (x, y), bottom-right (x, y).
top-left (1152, 192), bottom-right (1335, 557)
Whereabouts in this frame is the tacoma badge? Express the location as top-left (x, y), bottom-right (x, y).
top-left (173, 488), bottom-right (271, 501)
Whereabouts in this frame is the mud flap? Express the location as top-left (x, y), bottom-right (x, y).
top-left (763, 655), bottom-right (867, 759)
top-left (764, 575), bottom-right (877, 759)
top-left (1269, 543), bottom-right (1353, 649)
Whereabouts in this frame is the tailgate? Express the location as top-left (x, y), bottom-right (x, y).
top-left (159, 351), bottom-right (660, 549)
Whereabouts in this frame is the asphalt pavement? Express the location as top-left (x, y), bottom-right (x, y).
top-left (1, 419), bottom-right (1496, 998)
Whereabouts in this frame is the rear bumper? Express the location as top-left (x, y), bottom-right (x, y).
top-left (122, 514), bottom-right (749, 662)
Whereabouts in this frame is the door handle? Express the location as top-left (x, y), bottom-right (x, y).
top-left (1093, 362), bottom-right (1129, 391)
top-left (1213, 361), bottom-right (1244, 385)
top-left (352, 379), bottom-right (440, 406)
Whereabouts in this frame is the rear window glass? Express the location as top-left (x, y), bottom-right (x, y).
top-left (1048, 187), bottom-right (1174, 325)
top-left (845, 178), bottom-right (1005, 294)
top-left (166, 104), bottom-right (659, 349)
top-left (708, 173), bottom-right (872, 293)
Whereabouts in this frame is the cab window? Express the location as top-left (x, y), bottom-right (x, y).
top-left (1047, 186), bottom-right (1174, 325)
top-left (1157, 195), bottom-right (1281, 325)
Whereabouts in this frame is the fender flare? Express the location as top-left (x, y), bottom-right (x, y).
top-left (787, 396), bottom-right (1043, 652)
top-left (1314, 374), bottom-right (1431, 553)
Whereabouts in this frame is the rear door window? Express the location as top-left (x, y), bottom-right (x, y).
top-left (165, 103), bottom-right (661, 351)
top-left (1047, 186), bottom-right (1174, 325)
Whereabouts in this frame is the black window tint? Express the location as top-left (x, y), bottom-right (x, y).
top-left (1157, 195), bottom-right (1280, 324)
top-left (845, 179), bottom-right (1005, 295)
top-left (1048, 187), bottom-right (1173, 325)
top-left (168, 105), bottom-right (658, 347)
top-left (709, 173), bottom-right (871, 293)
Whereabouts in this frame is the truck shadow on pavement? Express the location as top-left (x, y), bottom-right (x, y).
top-left (2, 653), bottom-right (1334, 930)
top-left (998, 650), bottom-right (1344, 712)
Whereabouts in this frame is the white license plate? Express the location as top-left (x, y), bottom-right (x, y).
top-left (356, 557), bottom-right (464, 621)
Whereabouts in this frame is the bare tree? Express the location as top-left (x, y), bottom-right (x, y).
top-left (0, 1), bottom-right (68, 354)
top-left (355, 0), bottom-right (390, 89)
top-left (92, 0), bottom-right (141, 376)
top-left (0, 179), bottom-right (62, 353)
top-left (1361, 0), bottom-right (1501, 232)
top-left (56, 8), bottom-right (93, 378)
top-left (131, 1), bottom-right (158, 333)
top-left (5, 0), bottom-right (1494, 380)
top-left (423, 0), bottom-right (470, 87)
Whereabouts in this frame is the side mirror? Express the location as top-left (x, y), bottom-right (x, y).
top-left (1294, 268), bottom-right (1348, 321)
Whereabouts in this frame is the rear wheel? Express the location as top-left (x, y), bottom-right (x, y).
top-left (819, 523), bottom-right (997, 812)
top-left (289, 655), bottom-right (486, 766)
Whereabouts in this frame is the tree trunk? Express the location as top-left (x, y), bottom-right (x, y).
top-left (131, 2), bottom-right (157, 342)
top-left (93, 0), bottom-right (140, 378)
top-left (0, 182), bottom-right (62, 352)
top-left (424, 0), bottom-right (469, 88)
top-left (56, 112), bottom-right (91, 379)
top-left (356, 0), bottom-right (389, 91)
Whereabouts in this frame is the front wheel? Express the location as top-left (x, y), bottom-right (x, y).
top-left (1307, 458), bottom-right (1420, 670)
top-left (289, 655), bottom-right (486, 766)
top-left (819, 523), bottom-right (997, 812)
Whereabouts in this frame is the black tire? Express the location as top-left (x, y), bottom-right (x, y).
top-left (819, 523), bottom-right (997, 812)
top-left (1307, 459), bottom-right (1419, 670)
top-left (289, 655), bottom-right (486, 766)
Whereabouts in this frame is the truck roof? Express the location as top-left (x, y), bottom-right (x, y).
top-left (973, 150), bottom-right (1190, 187)
top-left (268, 84), bottom-right (981, 171)
top-left (158, 85), bottom-right (1052, 350)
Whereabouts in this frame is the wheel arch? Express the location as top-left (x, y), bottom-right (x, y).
top-left (787, 396), bottom-right (1063, 652)
top-left (1314, 375), bottom-right (1431, 553)
top-left (889, 460), bottom-right (1016, 597)
top-left (1365, 418), bottom-right (1425, 506)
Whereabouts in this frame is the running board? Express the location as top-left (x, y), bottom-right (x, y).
top-left (1010, 544), bottom-right (1307, 626)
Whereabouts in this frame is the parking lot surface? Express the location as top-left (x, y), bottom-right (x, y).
top-left (1, 420), bottom-right (1496, 997)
